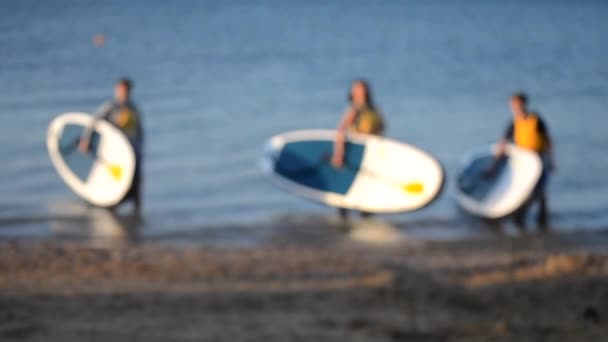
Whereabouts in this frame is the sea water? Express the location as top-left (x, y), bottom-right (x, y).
top-left (1, 0), bottom-right (607, 243)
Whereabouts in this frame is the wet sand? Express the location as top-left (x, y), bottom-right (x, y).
top-left (1, 229), bottom-right (608, 341)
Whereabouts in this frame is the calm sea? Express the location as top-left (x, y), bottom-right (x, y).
top-left (1, 0), bottom-right (607, 243)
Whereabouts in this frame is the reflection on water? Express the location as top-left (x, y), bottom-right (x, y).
top-left (0, 201), bottom-right (142, 247)
top-left (0, 202), bottom-right (559, 248)
top-left (48, 202), bottom-right (141, 247)
top-left (257, 214), bottom-right (418, 247)
top-left (348, 218), bottom-right (407, 246)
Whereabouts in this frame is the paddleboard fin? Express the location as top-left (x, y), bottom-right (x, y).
top-left (403, 182), bottom-right (424, 194)
top-left (107, 164), bottom-right (122, 181)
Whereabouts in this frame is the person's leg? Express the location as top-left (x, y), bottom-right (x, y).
top-left (132, 162), bottom-right (142, 214)
top-left (360, 211), bottom-right (373, 219)
top-left (537, 191), bottom-right (548, 228)
top-left (338, 208), bottom-right (348, 221)
top-left (535, 158), bottom-right (549, 229)
top-left (513, 203), bottom-right (529, 229)
top-left (128, 146), bottom-right (142, 215)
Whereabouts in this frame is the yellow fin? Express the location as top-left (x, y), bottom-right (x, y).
top-left (107, 165), bottom-right (122, 181)
top-left (403, 182), bottom-right (424, 194)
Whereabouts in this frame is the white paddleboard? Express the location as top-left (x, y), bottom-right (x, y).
top-left (261, 130), bottom-right (444, 213)
top-left (47, 112), bottom-right (136, 207)
top-left (455, 144), bottom-right (543, 219)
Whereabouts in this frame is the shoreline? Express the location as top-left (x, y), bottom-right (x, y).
top-left (1, 229), bottom-right (608, 341)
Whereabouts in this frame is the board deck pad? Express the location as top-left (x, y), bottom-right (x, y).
top-left (275, 141), bottom-right (364, 195)
top-left (59, 125), bottom-right (101, 182)
top-left (457, 155), bottom-right (508, 202)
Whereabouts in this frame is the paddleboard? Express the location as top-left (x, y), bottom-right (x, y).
top-left (47, 112), bottom-right (136, 207)
top-left (455, 144), bottom-right (543, 219)
top-left (261, 130), bottom-right (444, 213)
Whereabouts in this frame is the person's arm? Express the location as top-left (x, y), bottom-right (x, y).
top-left (485, 122), bottom-right (513, 176)
top-left (79, 102), bottom-right (113, 152)
top-left (538, 117), bottom-right (556, 171)
top-left (331, 108), bottom-right (357, 168)
top-left (494, 121), bottom-right (513, 155)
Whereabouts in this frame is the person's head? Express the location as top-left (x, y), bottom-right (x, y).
top-left (510, 92), bottom-right (528, 117)
top-left (349, 79), bottom-right (374, 107)
top-left (114, 78), bottom-right (133, 103)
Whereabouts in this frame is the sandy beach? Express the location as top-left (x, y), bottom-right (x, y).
top-left (1, 227), bottom-right (608, 342)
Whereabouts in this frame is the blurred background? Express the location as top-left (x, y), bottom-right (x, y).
top-left (0, 0), bottom-right (607, 242)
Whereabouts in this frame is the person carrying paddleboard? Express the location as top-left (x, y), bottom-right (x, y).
top-left (331, 79), bottom-right (386, 220)
top-left (488, 92), bottom-right (556, 228)
top-left (79, 78), bottom-right (144, 213)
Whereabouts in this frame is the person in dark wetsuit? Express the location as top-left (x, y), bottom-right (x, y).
top-left (331, 79), bottom-right (385, 221)
top-left (79, 78), bottom-right (144, 213)
top-left (488, 92), bottom-right (556, 228)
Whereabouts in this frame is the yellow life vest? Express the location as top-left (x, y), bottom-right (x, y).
top-left (115, 108), bottom-right (138, 137)
top-left (353, 106), bottom-right (383, 134)
top-left (514, 113), bottom-right (545, 152)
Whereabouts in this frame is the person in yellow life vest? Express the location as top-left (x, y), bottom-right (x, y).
top-left (331, 79), bottom-right (385, 221)
top-left (489, 92), bottom-right (556, 228)
top-left (79, 78), bottom-right (144, 213)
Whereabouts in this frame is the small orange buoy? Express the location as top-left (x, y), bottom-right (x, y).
top-left (93, 34), bottom-right (106, 47)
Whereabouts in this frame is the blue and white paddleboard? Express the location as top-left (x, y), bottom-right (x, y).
top-left (262, 130), bottom-right (444, 213)
top-left (455, 144), bottom-right (542, 219)
top-left (47, 112), bottom-right (136, 207)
